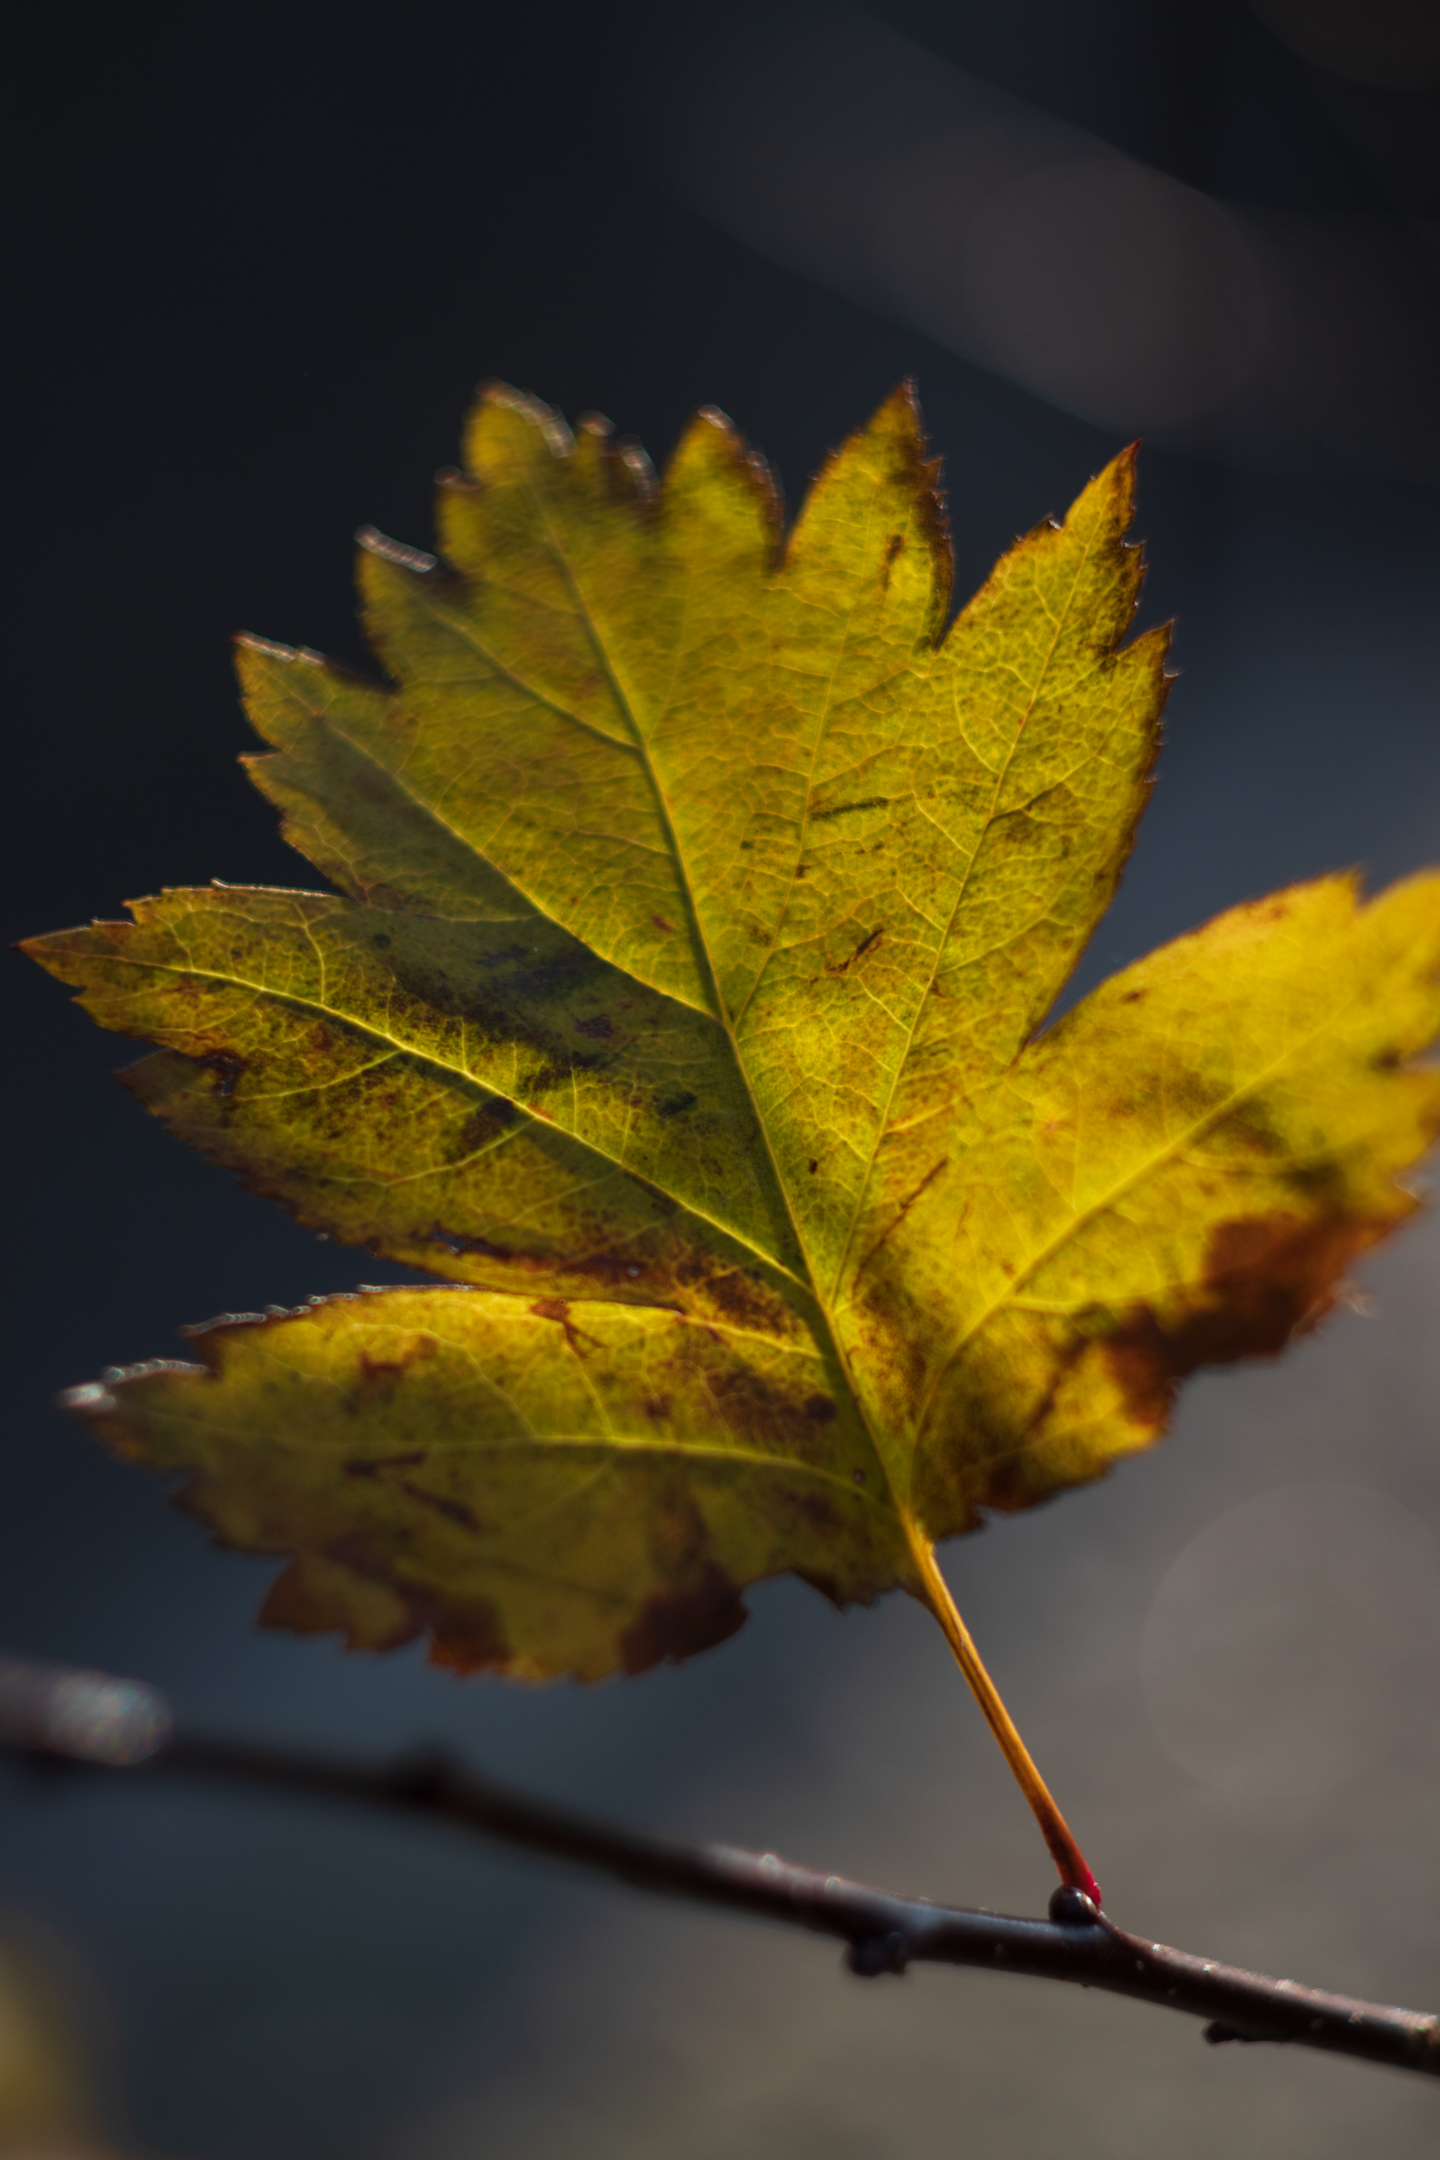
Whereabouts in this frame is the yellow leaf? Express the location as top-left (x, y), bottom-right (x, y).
top-left (72, 1288), bottom-right (891, 1683)
top-left (25, 383), bottom-right (1440, 1894)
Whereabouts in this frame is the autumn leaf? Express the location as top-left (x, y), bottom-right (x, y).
top-left (26, 383), bottom-right (1440, 1898)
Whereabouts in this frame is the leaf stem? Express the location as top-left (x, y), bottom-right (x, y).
top-left (908, 1531), bottom-right (1102, 1906)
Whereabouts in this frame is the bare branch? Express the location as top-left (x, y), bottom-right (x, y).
top-left (2, 1651), bottom-right (1436, 2077)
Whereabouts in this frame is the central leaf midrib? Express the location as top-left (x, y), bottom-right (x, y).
top-left (522, 463), bottom-right (910, 1523)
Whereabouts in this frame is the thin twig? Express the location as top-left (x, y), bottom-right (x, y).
top-left (1, 1652), bottom-right (1436, 2078)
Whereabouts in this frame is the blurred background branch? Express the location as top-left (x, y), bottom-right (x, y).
top-left (2, 1654), bottom-right (1439, 2084)
top-left (644, 2), bottom-right (1440, 477)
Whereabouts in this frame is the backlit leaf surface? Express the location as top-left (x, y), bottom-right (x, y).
top-left (27, 386), bottom-right (1440, 1682)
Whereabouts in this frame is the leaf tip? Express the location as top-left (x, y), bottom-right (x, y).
top-left (471, 381), bottom-right (575, 463)
top-left (878, 375), bottom-right (924, 429)
top-left (663, 402), bottom-right (784, 552)
top-left (355, 525), bottom-right (437, 576)
top-left (58, 1382), bottom-right (119, 1417)
top-left (233, 630), bottom-right (306, 663)
top-left (1095, 439), bottom-right (1142, 526)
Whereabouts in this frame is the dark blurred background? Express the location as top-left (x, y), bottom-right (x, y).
top-left (4, 3), bottom-right (1439, 2153)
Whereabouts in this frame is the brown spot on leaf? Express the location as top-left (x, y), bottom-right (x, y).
top-left (1105, 1209), bottom-right (1392, 1433)
top-left (669, 1256), bottom-right (792, 1337)
top-left (426, 1597), bottom-right (512, 1674)
top-left (828, 926), bottom-right (884, 974)
top-left (619, 1562), bottom-right (747, 1673)
top-left (575, 1012), bottom-right (614, 1039)
top-left (201, 1051), bottom-right (243, 1099)
top-left (976, 1447), bottom-right (1050, 1514)
top-left (324, 1529), bottom-right (399, 1580)
top-left (528, 1297), bottom-right (604, 1353)
top-left (400, 1479), bottom-right (484, 1533)
top-left (647, 1484), bottom-right (713, 1574)
top-left (355, 1338), bottom-right (435, 1396)
top-left (428, 1223), bottom-right (514, 1261)
top-left (285, 1541), bottom-right (512, 1672)
top-left (808, 796), bottom-right (892, 824)
top-left (794, 1568), bottom-right (843, 1607)
top-left (853, 1160), bottom-right (950, 1283)
top-left (451, 1100), bottom-right (518, 1154)
top-left (256, 1561), bottom-right (332, 1634)
top-left (787, 1488), bottom-right (841, 1535)
top-left (344, 1451), bottom-right (426, 1479)
top-left (357, 1356), bottom-right (407, 1389)
top-left (804, 1393), bottom-right (836, 1423)
top-left (697, 1359), bottom-right (832, 1451)
top-left (257, 1551), bottom-right (425, 1654)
